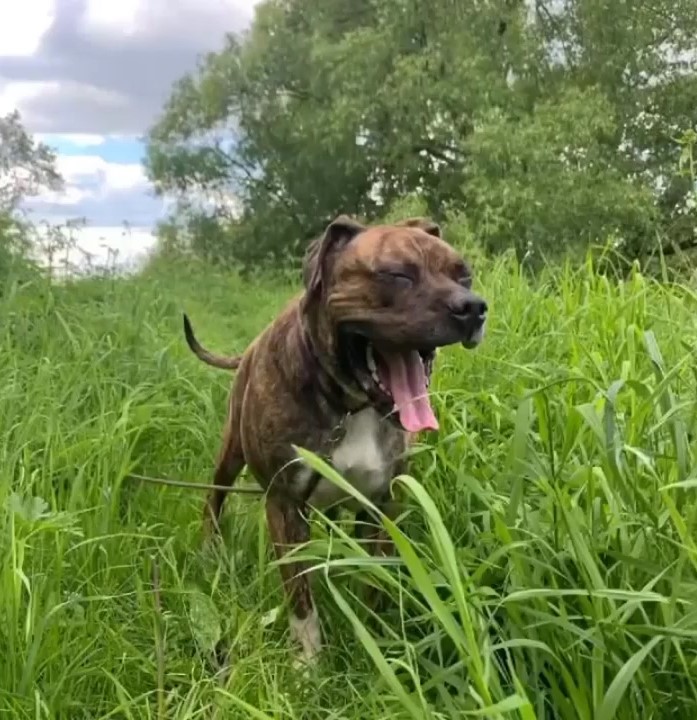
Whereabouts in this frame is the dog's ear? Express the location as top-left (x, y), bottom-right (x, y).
top-left (302, 236), bottom-right (320, 289)
top-left (303, 215), bottom-right (365, 296)
top-left (398, 216), bottom-right (442, 238)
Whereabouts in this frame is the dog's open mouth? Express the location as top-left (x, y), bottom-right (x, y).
top-left (340, 332), bottom-right (437, 433)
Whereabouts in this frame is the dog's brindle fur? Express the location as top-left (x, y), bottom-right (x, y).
top-left (183, 215), bottom-right (486, 664)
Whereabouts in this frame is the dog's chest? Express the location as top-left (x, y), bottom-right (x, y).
top-left (306, 408), bottom-right (402, 509)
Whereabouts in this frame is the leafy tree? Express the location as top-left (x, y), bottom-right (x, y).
top-left (146, 0), bottom-right (697, 268)
top-left (1, 110), bottom-right (62, 212)
top-left (0, 111), bottom-right (63, 283)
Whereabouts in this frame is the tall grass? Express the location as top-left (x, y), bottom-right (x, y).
top-left (1, 252), bottom-right (695, 718)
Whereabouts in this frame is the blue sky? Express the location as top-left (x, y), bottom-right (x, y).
top-left (47, 135), bottom-right (145, 163)
top-left (0, 0), bottom-right (258, 267)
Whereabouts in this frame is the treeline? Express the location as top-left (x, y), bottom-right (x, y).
top-left (146, 0), bottom-right (697, 272)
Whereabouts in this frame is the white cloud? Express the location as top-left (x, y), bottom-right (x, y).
top-left (36, 184), bottom-right (89, 207)
top-left (31, 223), bottom-right (158, 275)
top-left (69, 224), bottom-right (157, 268)
top-left (0, 0), bottom-right (55, 58)
top-left (36, 154), bottom-right (148, 206)
top-left (82, 0), bottom-right (144, 39)
top-left (23, 151), bottom-right (164, 234)
top-left (0, 81), bottom-right (52, 115)
top-left (61, 155), bottom-right (146, 191)
top-left (81, 0), bottom-right (257, 44)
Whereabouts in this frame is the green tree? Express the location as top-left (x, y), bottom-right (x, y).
top-left (145, 0), bottom-right (697, 267)
top-left (1, 110), bottom-right (62, 212)
top-left (0, 111), bottom-right (63, 282)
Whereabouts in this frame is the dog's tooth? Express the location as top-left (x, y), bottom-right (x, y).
top-left (366, 344), bottom-right (376, 373)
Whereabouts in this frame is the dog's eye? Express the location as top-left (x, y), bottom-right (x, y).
top-left (377, 268), bottom-right (416, 287)
top-left (458, 275), bottom-right (473, 289)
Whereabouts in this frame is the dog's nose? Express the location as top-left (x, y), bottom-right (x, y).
top-left (449, 291), bottom-right (487, 322)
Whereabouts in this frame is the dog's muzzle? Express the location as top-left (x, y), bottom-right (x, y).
top-left (447, 288), bottom-right (488, 349)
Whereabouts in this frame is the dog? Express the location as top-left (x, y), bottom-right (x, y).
top-left (183, 215), bottom-right (487, 664)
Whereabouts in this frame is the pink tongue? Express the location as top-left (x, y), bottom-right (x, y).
top-left (377, 349), bottom-right (439, 433)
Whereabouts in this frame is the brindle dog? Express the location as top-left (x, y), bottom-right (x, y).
top-left (183, 215), bottom-right (487, 664)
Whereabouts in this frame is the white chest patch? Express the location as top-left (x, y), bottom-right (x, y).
top-left (306, 408), bottom-right (392, 510)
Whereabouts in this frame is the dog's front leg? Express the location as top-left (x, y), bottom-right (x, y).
top-left (356, 499), bottom-right (397, 561)
top-left (265, 495), bottom-right (321, 665)
top-left (355, 497), bottom-right (398, 611)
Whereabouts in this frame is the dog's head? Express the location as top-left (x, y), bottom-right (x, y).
top-left (302, 215), bottom-right (487, 433)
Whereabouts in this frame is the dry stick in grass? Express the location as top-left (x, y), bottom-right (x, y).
top-left (125, 473), bottom-right (411, 520)
top-left (125, 473), bottom-right (265, 495)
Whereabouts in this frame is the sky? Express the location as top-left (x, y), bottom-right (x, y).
top-left (0, 0), bottom-right (258, 270)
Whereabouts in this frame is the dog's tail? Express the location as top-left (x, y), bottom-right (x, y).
top-left (182, 313), bottom-right (242, 370)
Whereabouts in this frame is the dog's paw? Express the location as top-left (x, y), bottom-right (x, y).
top-left (289, 608), bottom-right (322, 669)
top-left (291, 652), bottom-right (318, 674)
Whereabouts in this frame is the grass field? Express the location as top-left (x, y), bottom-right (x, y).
top-left (1, 252), bottom-right (697, 719)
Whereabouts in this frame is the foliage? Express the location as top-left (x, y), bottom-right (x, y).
top-left (464, 87), bottom-right (657, 261)
top-left (0, 110), bottom-right (62, 212)
top-left (0, 212), bottom-right (31, 287)
top-left (1, 253), bottom-right (696, 717)
top-left (0, 111), bottom-right (64, 285)
top-left (146, 0), bottom-right (697, 268)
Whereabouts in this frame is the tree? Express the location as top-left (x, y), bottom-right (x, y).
top-left (1, 110), bottom-right (62, 211)
top-left (0, 111), bottom-right (64, 282)
top-left (145, 0), bottom-right (697, 267)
